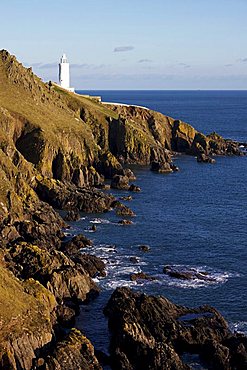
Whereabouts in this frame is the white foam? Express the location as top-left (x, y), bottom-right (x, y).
top-left (160, 264), bottom-right (236, 289)
top-left (229, 321), bottom-right (247, 335)
top-left (89, 218), bottom-right (111, 224)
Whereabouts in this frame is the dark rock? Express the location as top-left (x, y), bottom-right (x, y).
top-left (170, 163), bottom-right (179, 171)
top-left (94, 183), bottom-right (111, 190)
top-left (56, 304), bottom-right (76, 328)
top-left (151, 161), bottom-right (172, 173)
top-left (122, 168), bottom-right (136, 181)
top-left (95, 350), bottom-right (111, 367)
top-left (129, 256), bottom-right (139, 263)
top-left (111, 175), bottom-right (129, 190)
top-left (115, 204), bottom-right (135, 217)
top-left (197, 153), bottom-right (216, 163)
top-left (128, 184), bottom-right (141, 192)
top-left (72, 253), bottom-right (106, 278)
top-left (60, 234), bottom-right (92, 256)
top-left (91, 225), bottom-right (97, 232)
top-left (8, 243), bottom-right (99, 303)
top-left (44, 328), bottom-right (102, 370)
top-left (163, 265), bottom-right (216, 282)
top-left (138, 245), bottom-right (150, 252)
top-left (130, 271), bottom-right (156, 281)
top-left (64, 208), bottom-right (81, 221)
top-left (104, 287), bottom-right (246, 370)
top-left (119, 195), bottom-right (132, 201)
top-left (118, 219), bottom-right (133, 225)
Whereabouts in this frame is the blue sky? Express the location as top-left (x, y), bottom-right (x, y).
top-left (1, 0), bottom-right (247, 89)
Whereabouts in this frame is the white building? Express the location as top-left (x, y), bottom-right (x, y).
top-left (58, 54), bottom-right (74, 92)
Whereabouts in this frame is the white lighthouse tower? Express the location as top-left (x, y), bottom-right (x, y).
top-left (59, 54), bottom-right (74, 92)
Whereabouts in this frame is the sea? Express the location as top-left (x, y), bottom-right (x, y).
top-left (73, 91), bottom-right (247, 366)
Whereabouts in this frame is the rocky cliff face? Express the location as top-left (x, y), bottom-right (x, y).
top-left (0, 50), bottom-right (244, 369)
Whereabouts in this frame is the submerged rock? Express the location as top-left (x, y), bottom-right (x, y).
top-left (118, 219), bottom-right (133, 225)
top-left (130, 271), bottom-right (156, 281)
top-left (163, 265), bottom-right (215, 282)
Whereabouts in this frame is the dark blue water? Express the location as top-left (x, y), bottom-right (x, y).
top-left (74, 91), bottom-right (247, 364)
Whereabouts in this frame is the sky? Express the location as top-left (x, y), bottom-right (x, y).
top-left (1, 0), bottom-right (247, 89)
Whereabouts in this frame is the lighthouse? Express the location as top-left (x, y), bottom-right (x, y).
top-left (58, 54), bottom-right (74, 92)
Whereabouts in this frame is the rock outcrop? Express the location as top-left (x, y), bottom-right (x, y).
top-left (0, 49), bottom-right (245, 369)
top-left (104, 287), bottom-right (247, 370)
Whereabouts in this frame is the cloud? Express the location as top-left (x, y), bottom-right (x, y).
top-left (238, 58), bottom-right (247, 62)
top-left (114, 46), bottom-right (134, 52)
top-left (178, 63), bottom-right (191, 68)
top-left (138, 59), bottom-right (153, 63)
top-left (39, 62), bottom-right (57, 69)
top-left (224, 64), bottom-right (233, 67)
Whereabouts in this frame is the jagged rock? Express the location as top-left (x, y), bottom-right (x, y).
top-left (64, 209), bottom-right (81, 221)
top-left (111, 174), bottom-right (130, 190)
top-left (44, 328), bottom-right (102, 370)
top-left (151, 161), bottom-right (173, 173)
top-left (56, 304), bottom-right (76, 328)
top-left (197, 153), bottom-right (216, 163)
top-left (122, 168), bottom-right (136, 181)
top-left (115, 205), bottom-right (135, 217)
top-left (128, 184), bottom-right (141, 192)
top-left (60, 234), bottom-right (92, 256)
top-left (104, 287), bottom-right (247, 370)
top-left (72, 253), bottom-right (106, 278)
top-left (7, 243), bottom-right (99, 303)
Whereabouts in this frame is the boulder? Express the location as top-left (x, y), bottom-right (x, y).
top-left (151, 161), bottom-right (172, 173)
top-left (111, 175), bottom-right (130, 190)
top-left (138, 245), bottom-right (150, 252)
top-left (128, 184), bottom-right (141, 192)
top-left (115, 204), bottom-right (136, 217)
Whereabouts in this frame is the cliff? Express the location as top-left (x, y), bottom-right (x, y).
top-left (0, 50), bottom-right (243, 369)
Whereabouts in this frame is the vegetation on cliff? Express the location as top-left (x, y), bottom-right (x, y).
top-left (0, 49), bottom-right (244, 369)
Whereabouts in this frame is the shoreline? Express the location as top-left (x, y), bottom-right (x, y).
top-left (0, 50), bottom-right (246, 369)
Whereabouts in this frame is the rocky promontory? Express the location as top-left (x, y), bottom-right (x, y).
top-left (104, 287), bottom-right (247, 370)
top-left (0, 49), bottom-right (245, 369)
